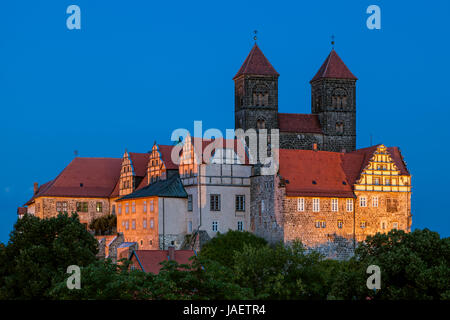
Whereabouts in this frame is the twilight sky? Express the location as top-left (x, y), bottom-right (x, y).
top-left (1, 0), bottom-right (449, 243)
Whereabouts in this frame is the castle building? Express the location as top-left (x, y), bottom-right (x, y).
top-left (20, 42), bottom-right (412, 259)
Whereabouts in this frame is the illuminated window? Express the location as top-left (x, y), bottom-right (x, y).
top-left (346, 199), bottom-right (353, 212)
top-left (331, 198), bottom-right (338, 212)
top-left (297, 198), bottom-right (305, 212)
top-left (313, 198), bottom-right (320, 212)
top-left (96, 202), bottom-right (102, 213)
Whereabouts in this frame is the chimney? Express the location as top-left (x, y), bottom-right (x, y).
top-left (168, 246), bottom-right (175, 261)
top-left (33, 182), bottom-right (39, 194)
top-left (313, 143), bottom-right (318, 151)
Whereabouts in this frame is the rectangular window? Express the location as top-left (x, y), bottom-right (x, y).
top-left (76, 202), bottom-right (88, 212)
top-left (331, 198), bottom-right (338, 212)
top-left (393, 222), bottom-right (398, 230)
top-left (212, 221), bottom-right (218, 232)
top-left (237, 221), bottom-right (243, 231)
top-left (312, 198), bottom-right (320, 212)
top-left (187, 194), bottom-right (193, 211)
top-left (112, 205), bottom-right (116, 215)
top-left (125, 202), bottom-right (129, 214)
top-left (118, 204), bottom-right (122, 214)
top-left (381, 221), bottom-right (387, 230)
top-left (131, 201), bottom-right (136, 213)
top-left (337, 220), bottom-right (343, 229)
top-left (346, 199), bottom-right (353, 212)
top-left (321, 221), bottom-right (326, 228)
top-left (188, 221), bottom-right (192, 233)
top-left (315, 221), bottom-right (321, 228)
top-left (385, 178), bottom-right (391, 185)
top-left (143, 219), bottom-right (147, 229)
top-left (150, 218), bottom-right (154, 229)
top-left (360, 221), bottom-right (366, 229)
top-left (374, 177), bottom-right (380, 185)
top-left (360, 196), bottom-right (367, 207)
top-left (386, 198), bottom-right (398, 213)
top-left (132, 220), bottom-right (136, 230)
top-left (150, 200), bottom-right (154, 212)
top-left (235, 195), bottom-right (245, 211)
top-left (96, 202), bottom-right (103, 213)
top-left (125, 220), bottom-right (129, 230)
top-left (143, 201), bottom-right (147, 213)
top-left (372, 196), bottom-right (379, 207)
top-left (56, 201), bottom-right (68, 213)
top-left (210, 194), bottom-right (221, 211)
top-left (297, 198), bottom-right (305, 212)
top-left (261, 200), bottom-right (265, 213)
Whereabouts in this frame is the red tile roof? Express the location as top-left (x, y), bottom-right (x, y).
top-left (233, 43), bottom-right (279, 80)
top-left (131, 249), bottom-right (195, 274)
top-left (17, 207), bottom-right (27, 215)
top-left (278, 113), bottom-right (323, 134)
top-left (25, 157), bottom-right (122, 204)
top-left (310, 49), bottom-right (357, 82)
top-left (279, 149), bottom-right (354, 198)
top-left (158, 145), bottom-right (178, 170)
top-left (129, 152), bottom-right (150, 177)
top-left (279, 145), bottom-right (410, 197)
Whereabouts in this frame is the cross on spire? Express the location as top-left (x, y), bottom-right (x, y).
top-left (331, 35), bottom-right (335, 49)
top-left (253, 30), bottom-right (258, 42)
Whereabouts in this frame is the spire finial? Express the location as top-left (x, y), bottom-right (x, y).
top-left (331, 35), bottom-right (335, 49)
top-left (253, 30), bottom-right (258, 42)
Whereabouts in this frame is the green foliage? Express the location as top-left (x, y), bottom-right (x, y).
top-left (0, 213), bottom-right (98, 299)
top-left (199, 230), bottom-right (267, 268)
top-left (89, 214), bottom-right (117, 236)
top-left (330, 229), bottom-right (450, 300)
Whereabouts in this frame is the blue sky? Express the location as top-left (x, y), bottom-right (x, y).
top-left (0, 0), bottom-right (449, 243)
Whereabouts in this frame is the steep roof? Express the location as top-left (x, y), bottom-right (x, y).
top-left (189, 137), bottom-right (249, 164)
top-left (279, 149), bottom-right (354, 198)
top-left (129, 152), bottom-right (150, 177)
top-left (117, 173), bottom-right (187, 200)
top-left (278, 145), bottom-right (410, 198)
top-left (25, 157), bottom-right (122, 204)
top-left (158, 145), bottom-right (178, 170)
top-left (278, 113), bottom-right (323, 134)
top-left (311, 49), bottom-right (357, 82)
top-left (131, 249), bottom-right (195, 274)
top-left (233, 43), bottom-right (279, 80)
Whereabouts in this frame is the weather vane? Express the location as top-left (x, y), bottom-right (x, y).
top-left (331, 35), bottom-right (335, 49)
top-left (253, 30), bottom-right (258, 42)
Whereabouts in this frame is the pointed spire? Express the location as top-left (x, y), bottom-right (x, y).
top-left (233, 43), bottom-right (279, 80)
top-left (310, 49), bottom-right (357, 83)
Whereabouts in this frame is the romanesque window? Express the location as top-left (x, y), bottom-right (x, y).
top-left (96, 202), bottom-right (102, 213)
top-left (346, 199), bottom-right (353, 212)
top-left (336, 122), bottom-right (344, 134)
top-left (212, 221), bottom-right (218, 232)
top-left (313, 198), bottom-right (320, 212)
top-left (237, 221), bottom-right (243, 231)
top-left (256, 119), bottom-right (266, 129)
top-left (297, 198), bottom-right (305, 212)
top-left (331, 88), bottom-right (348, 109)
top-left (253, 92), bottom-right (269, 106)
top-left (359, 196), bottom-right (367, 207)
top-left (187, 195), bottom-right (193, 211)
top-left (210, 194), bottom-right (221, 211)
top-left (235, 195), bottom-right (245, 211)
top-left (331, 198), bottom-right (338, 212)
top-left (372, 196), bottom-right (379, 207)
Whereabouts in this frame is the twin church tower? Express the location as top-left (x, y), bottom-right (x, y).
top-left (233, 43), bottom-right (357, 152)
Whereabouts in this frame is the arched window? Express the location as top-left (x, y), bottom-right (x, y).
top-left (256, 119), bottom-right (266, 129)
top-left (332, 88), bottom-right (348, 109)
top-left (336, 122), bottom-right (344, 134)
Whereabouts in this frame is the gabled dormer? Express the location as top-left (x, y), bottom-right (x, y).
top-left (119, 150), bottom-right (150, 196)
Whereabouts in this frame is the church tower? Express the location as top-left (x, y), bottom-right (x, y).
top-left (234, 43), bottom-right (279, 132)
top-left (310, 49), bottom-right (357, 152)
